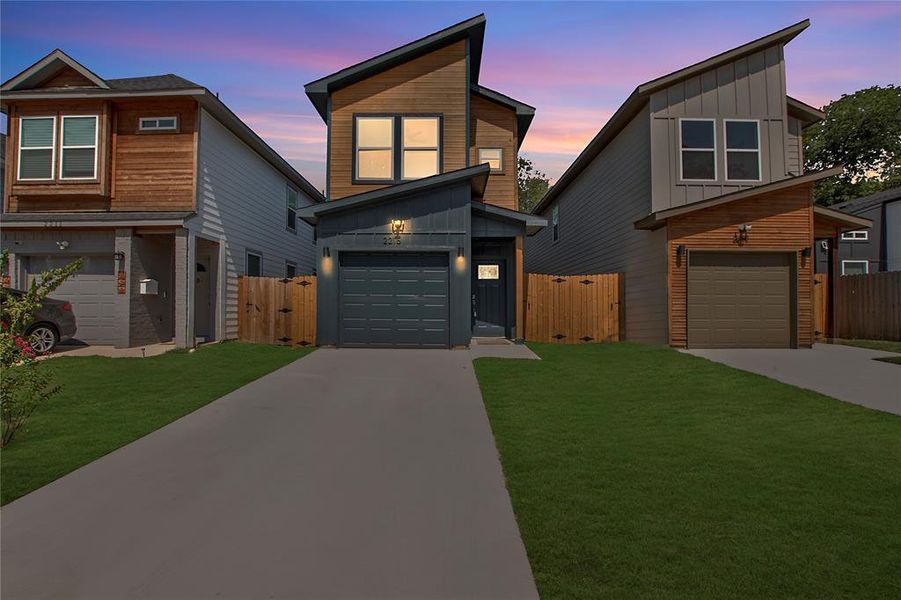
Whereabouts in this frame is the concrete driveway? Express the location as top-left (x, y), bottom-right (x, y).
top-left (1, 349), bottom-right (537, 600)
top-left (687, 344), bottom-right (901, 416)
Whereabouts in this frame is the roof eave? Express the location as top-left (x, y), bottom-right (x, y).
top-left (787, 95), bottom-right (825, 126)
top-left (812, 205), bottom-right (873, 231)
top-left (1, 49), bottom-right (110, 91)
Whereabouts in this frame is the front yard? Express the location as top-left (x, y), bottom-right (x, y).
top-left (474, 343), bottom-right (901, 599)
top-left (1, 343), bottom-right (311, 505)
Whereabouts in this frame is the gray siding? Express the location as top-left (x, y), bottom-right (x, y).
top-left (525, 107), bottom-right (669, 344)
top-left (191, 109), bottom-right (317, 339)
top-left (650, 45), bottom-right (790, 211)
top-left (887, 199), bottom-right (901, 271)
top-left (786, 116), bottom-right (803, 176)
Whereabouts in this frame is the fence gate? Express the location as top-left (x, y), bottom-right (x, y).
top-left (525, 273), bottom-right (622, 344)
top-left (238, 276), bottom-right (317, 346)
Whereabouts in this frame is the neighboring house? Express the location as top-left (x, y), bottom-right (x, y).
top-left (298, 15), bottom-right (544, 348)
top-left (1, 50), bottom-right (322, 348)
top-left (815, 186), bottom-right (901, 275)
top-left (526, 20), bottom-right (870, 349)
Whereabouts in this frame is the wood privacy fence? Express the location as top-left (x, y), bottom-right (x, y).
top-left (525, 273), bottom-right (623, 343)
top-left (237, 276), bottom-right (317, 346)
top-left (813, 274), bottom-right (829, 342)
top-left (834, 271), bottom-right (901, 341)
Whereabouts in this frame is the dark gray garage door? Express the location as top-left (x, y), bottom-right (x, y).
top-left (339, 253), bottom-right (449, 348)
top-left (688, 252), bottom-right (792, 348)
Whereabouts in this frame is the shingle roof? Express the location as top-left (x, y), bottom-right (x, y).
top-left (832, 186), bottom-right (901, 215)
top-left (106, 74), bottom-right (201, 91)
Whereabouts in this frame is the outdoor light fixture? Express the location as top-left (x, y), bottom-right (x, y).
top-left (457, 246), bottom-right (465, 258)
top-left (113, 251), bottom-right (125, 262)
top-left (736, 223), bottom-right (752, 243)
top-left (801, 247), bottom-right (812, 258)
top-left (676, 244), bottom-right (686, 257)
top-left (322, 246), bottom-right (330, 258)
top-left (390, 219), bottom-right (405, 235)
top-left (56, 240), bottom-right (69, 250)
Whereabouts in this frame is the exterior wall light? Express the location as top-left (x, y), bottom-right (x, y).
top-left (322, 246), bottom-right (330, 258)
top-left (457, 246), bottom-right (464, 258)
top-left (676, 244), bottom-right (686, 257)
top-left (390, 219), bottom-right (405, 235)
top-left (801, 247), bottom-right (811, 258)
top-left (113, 251), bottom-right (126, 262)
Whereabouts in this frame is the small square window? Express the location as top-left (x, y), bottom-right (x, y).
top-left (139, 116), bottom-right (178, 132)
top-left (246, 252), bottom-right (262, 276)
top-left (478, 264), bottom-right (500, 279)
top-left (841, 230), bottom-right (868, 241)
top-left (285, 261), bottom-right (297, 278)
top-left (841, 260), bottom-right (868, 276)
top-left (479, 148), bottom-right (503, 172)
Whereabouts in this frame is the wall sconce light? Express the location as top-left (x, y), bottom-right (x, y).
top-left (801, 246), bottom-right (811, 258)
top-left (322, 246), bottom-right (330, 258)
top-left (390, 219), bottom-right (405, 235)
top-left (56, 240), bottom-right (70, 250)
top-left (457, 246), bottom-right (465, 258)
top-left (113, 251), bottom-right (125, 262)
top-left (676, 244), bottom-right (686, 257)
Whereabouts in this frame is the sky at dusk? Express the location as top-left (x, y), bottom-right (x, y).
top-left (2, 1), bottom-right (899, 192)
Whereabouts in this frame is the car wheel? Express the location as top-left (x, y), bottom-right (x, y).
top-left (28, 325), bottom-right (59, 354)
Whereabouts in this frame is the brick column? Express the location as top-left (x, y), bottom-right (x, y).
top-left (113, 228), bottom-right (132, 348)
top-left (174, 228), bottom-right (196, 348)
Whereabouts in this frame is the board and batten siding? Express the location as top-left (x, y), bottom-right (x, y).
top-left (525, 106), bottom-right (669, 344)
top-left (650, 44), bottom-right (791, 212)
top-left (785, 116), bottom-right (803, 177)
top-left (192, 109), bottom-right (317, 339)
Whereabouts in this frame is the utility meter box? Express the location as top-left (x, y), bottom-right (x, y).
top-left (139, 279), bottom-right (159, 295)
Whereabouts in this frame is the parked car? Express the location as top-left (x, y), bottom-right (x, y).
top-left (2, 288), bottom-right (77, 353)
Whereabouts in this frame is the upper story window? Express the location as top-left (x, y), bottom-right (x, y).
top-left (841, 230), bottom-right (868, 241)
top-left (18, 116), bottom-right (56, 181)
top-left (354, 114), bottom-right (442, 183)
top-left (680, 119), bottom-right (716, 181)
top-left (552, 205), bottom-right (560, 242)
top-left (139, 116), bottom-right (178, 132)
top-left (725, 120), bottom-right (761, 181)
top-left (479, 148), bottom-right (503, 173)
top-left (402, 117), bottom-right (440, 180)
top-left (60, 115), bottom-right (98, 179)
top-left (286, 186), bottom-right (298, 232)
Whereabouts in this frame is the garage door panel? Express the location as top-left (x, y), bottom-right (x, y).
top-left (688, 252), bottom-right (791, 348)
top-left (339, 253), bottom-right (450, 348)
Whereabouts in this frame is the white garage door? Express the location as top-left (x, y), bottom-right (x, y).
top-left (27, 256), bottom-right (118, 345)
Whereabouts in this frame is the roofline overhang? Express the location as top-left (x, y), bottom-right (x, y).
top-left (471, 201), bottom-right (547, 235)
top-left (813, 205), bottom-right (873, 231)
top-left (298, 164), bottom-right (490, 225)
top-left (633, 166), bottom-right (845, 230)
top-left (1, 48), bottom-right (110, 91)
top-left (787, 95), bottom-right (825, 126)
top-left (0, 211), bottom-right (194, 229)
top-left (470, 84), bottom-right (536, 146)
top-left (304, 14), bottom-right (486, 122)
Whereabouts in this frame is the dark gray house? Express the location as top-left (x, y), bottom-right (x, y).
top-left (298, 15), bottom-right (544, 348)
top-left (525, 19), bottom-right (869, 349)
top-left (815, 187), bottom-right (901, 275)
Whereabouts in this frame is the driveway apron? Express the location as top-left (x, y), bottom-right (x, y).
top-left (1, 349), bottom-right (538, 600)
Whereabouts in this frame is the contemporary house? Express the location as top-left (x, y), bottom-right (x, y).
top-left (816, 186), bottom-right (901, 275)
top-left (299, 15), bottom-right (544, 348)
top-left (526, 20), bottom-right (870, 349)
top-left (1, 50), bottom-right (322, 348)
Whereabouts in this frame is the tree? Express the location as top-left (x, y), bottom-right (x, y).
top-left (804, 85), bottom-right (901, 205)
top-left (0, 250), bottom-right (83, 446)
top-left (517, 156), bottom-right (551, 213)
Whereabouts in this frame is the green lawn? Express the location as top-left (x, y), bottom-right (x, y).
top-left (474, 343), bottom-right (901, 599)
top-left (836, 339), bottom-right (901, 354)
top-left (1, 343), bottom-right (312, 505)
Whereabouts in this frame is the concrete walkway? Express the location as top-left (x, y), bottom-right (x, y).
top-left (1, 349), bottom-right (537, 600)
top-left (686, 344), bottom-right (901, 416)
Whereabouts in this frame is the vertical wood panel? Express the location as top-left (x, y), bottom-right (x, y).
top-left (524, 273), bottom-right (622, 343)
top-left (835, 272), bottom-right (900, 341)
top-left (238, 275), bottom-right (317, 345)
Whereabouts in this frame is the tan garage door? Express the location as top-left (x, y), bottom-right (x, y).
top-left (688, 252), bottom-right (792, 348)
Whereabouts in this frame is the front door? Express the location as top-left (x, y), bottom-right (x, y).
top-left (472, 260), bottom-right (506, 337)
top-left (194, 258), bottom-right (212, 341)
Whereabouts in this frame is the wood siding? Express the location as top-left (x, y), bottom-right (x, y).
top-left (470, 94), bottom-right (518, 210)
top-left (650, 44), bottom-right (791, 211)
top-left (4, 97), bottom-right (197, 212)
top-left (238, 275), bottom-right (317, 346)
top-left (328, 40), bottom-right (468, 200)
top-left (37, 66), bottom-right (98, 89)
top-left (667, 183), bottom-right (815, 348)
top-left (525, 273), bottom-right (622, 344)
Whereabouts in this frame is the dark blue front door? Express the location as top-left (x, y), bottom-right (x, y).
top-left (472, 260), bottom-right (506, 337)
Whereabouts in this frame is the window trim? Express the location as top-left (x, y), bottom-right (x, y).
top-left (678, 118), bottom-right (717, 182)
top-left (245, 250), bottom-right (263, 277)
top-left (17, 115), bottom-right (57, 181)
top-left (352, 113), bottom-right (443, 184)
top-left (59, 114), bottom-right (99, 181)
top-left (478, 147), bottom-right (504, 173)
top-left (138, 116), bottom-right (179, 132)
top-left (724, 119), bottom-right (762, 182)
top-left (401, 115), bottom-right (441, 181)
top-left (841, 229), bottom-right (869, 241)
top-left (285, 260), bottom-right (297, 278)
top-left (552, 205), bottom-right (560, 242)
top-left (841, 260), bottom-right (869, 276)
top-left (286, 185), bottom-right (299, 233)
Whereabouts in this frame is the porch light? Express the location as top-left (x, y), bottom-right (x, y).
top-left (676, 245), bottom-right (686, 257)
top-left (457, 246), bottom-right (465, 258)
top-left (390, 219), bottom-right (405, 235)
top-left (113, 251), bottom-right (126, 262)
top-left (322, 246), bottom-right (330, 258)
top-left (801, 247), bottom-right (811, 258)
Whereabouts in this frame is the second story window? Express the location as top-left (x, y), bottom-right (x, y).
top-left (18, 116), bottom-right (56, 181)
top-left (552, 205), bottom-right (560, 242)
top-left (286, 186), bottom-right (298, 232)
top-left (402, 117), bottom-right (439, 179)
top-left (60, 115), bottom-right (98, 180)
top-left (356, 116), bottom-right (394, 180)
top-left (139, 116), bottom-right (178, 132)
top-left (725, 120), bottom-right (761, 181)
top-left (841, 230), bottom-right (868, 241)
top-left (680, 119), bottom-right (716, 181)
top-left (478, 148), bottom-right (503, 173)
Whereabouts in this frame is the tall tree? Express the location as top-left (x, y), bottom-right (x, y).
top-left (804, 85), bottom-right (901, 205)
top-left (517, 156), bottom-right (551, 213)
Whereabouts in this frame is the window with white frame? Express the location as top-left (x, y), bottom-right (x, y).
top-left (725, 120), bottom-right (761, 181)
top-left (680, 119), bottom-right (716, 181)
top-left (60, 115), bottom-right (98, 179)
top-left (842, 260), bottom-right (869, 276)
top-left (246, 251), bottom-right (262, 276)
top-left (18, 116), bottom-right (56, 180)
top-left (285, 261), bottom-right (297, 278)
top-left (478, 148), bottom-right (503, 172)
top-left (139, 116), bottom-right (178, 131)
top-left (402, 116), bottom-right (439, 179)
top-left (841, 230), bottom-right (868, 241)
top-left (286, 186), bottom-right (298, 232)
top-left (552, 205), bottom-right (560, 242)
top-left (355, 116), bottom-right (394, 180)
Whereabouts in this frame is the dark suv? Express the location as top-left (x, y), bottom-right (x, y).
top-left (1, 289), bottom-right (78, 353)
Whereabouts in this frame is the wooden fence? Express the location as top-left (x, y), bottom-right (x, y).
top-left (834, 271), bottom-right (901, 341)
top-left (237, 276), bottom-right (317, 346)
top-left (525, 273), bottom-right (623, 343)
top-left (813, 273), bottom-right (829, 342)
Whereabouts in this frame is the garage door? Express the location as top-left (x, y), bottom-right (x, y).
top-left (27, 256), bottom-right (118, 345)
top-left (339, 253), bottom-right (449, 348)
top-left (688, 252), bottom-right (792, 348)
